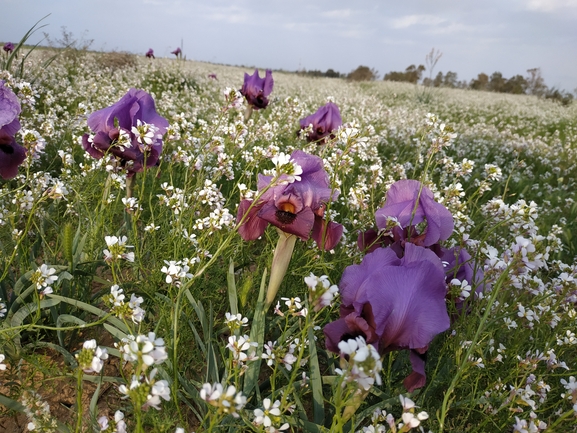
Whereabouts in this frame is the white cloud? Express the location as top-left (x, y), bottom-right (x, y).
top-left (321, 9), bottom-right (353, 19)
top-left (527, 0), bottom-right (577, 12)
top-left (202, 6), bottom-right (249, 24)
top-left (390, 14), bottom-right (446, 29)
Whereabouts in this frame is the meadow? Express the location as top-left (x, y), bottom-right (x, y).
top-left (1, 40), bottom-right (577, 433)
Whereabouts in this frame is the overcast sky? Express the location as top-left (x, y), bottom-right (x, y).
top-left (2, 0), bottom-right (576, 92)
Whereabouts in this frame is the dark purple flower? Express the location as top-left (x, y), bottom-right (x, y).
top-left (171, 47), bottom-right (181, 57)
top-left (3, 42), bottom-right (15, 54)
top-left (208, 73), bottom-right (217, 80)
top-left (237, 150), bottom-right (343, 250)
top-left (240, 69), bottom-right (273, 110)
top-left (81, 89), bottom-right (169, 176)
top-left (0, 80), bottom-right (26, 179)
top-left (375, 179), bottom-right (454, 247)
top-left (299, 102), bottom-right (342, 143)
top-left (145, 48), bottom-right (155, 59)
top-left (324, 243), bottom-right (450, 391)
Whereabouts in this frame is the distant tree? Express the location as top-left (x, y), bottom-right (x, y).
top-left (503, 74), bottom-right (528, 94)
top-left (384, 64), bottom-right (425, 84)
top-left (525, 68), bottom-right (547, 97)
top-left (470, 73), bottom-right (489, 90)
top-left (433, 71), bottom-right (444, 87)
top-left (325, 68), bottom-right (341, 78)
top-left (443, 71), bottom-right (458, 88)
top-left (348, 65), bottom-right (378, 81)
top-left (488, 72), bottom-right (506, 92)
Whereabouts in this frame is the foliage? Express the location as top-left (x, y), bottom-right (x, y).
top-left (347, 65), bottom-right (378, 82)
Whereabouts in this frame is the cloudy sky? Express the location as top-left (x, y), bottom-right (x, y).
top-left (2, 0), bottom-right (576, 91)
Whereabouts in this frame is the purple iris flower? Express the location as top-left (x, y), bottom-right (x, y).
top-left (145, 48), bottom-right (155, 59)
top-left (3, 42), bottom-right (15, 54)
top-left (0, 80), bottom-right (26, 179)
top-left (324, 243), bottom-right (450, 391)
top-left (237, 150), bottom-right (343, 251)
top-left (375, 179), bottom-right (454, 247)
top-left (240, 69), bottom-right (273, 110)
top-left (81, 89), bottom-right (169, 176)
top-left (299, 102), bottom-right (342, 143)
top-left (171, 47), bottom-right (181, 57)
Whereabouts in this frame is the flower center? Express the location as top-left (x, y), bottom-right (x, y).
top-left (0, 144), bottom-right (14, 154)
top-left (278, 202), bottom-right (296, 214)
top-left (275, 209), bottom-right (297, 225)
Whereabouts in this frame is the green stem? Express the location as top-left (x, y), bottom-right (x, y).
top-left (437, 264), bottom-right (511, 432)
top-left (75, 368), bottom-right (83, 433)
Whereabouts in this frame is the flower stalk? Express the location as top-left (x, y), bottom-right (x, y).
top-left (265, 230), bottom-right (297, 309)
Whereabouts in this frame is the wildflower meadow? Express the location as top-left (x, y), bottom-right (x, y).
top-left (1, 24), bottom-right (577, 433)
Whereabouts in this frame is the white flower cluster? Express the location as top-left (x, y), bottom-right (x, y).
top-left (75, 339), bottom-right (109, 373)
top-left (103, 285), bottom-right (145, 323)
top-left (31, 264), bottom-right (58, 296)
top-left (131, 119), bottom-right (161, 150)
top-left (262, 340), bottom-right (298, 371)
top-left (271, 152), bottom-right (303, 185)
top-left (21, 390), bottom-right (58, 432)
top-left (224, 312), bottom-right (249, 332)
top-left (21, 129), bottom-right (46, 165)
top-left (117, 332), bottom-right (168, 368)
top-left (226, 334), bottom-right (258, 369)
top-left (97, 410), bottom-right (127, 433)
top-left (223, 87), bottom-right (244, 110)
top-left (336, 336), bottom-right (382, 391)
top-left (118, 368), bottom-right (171, 410)
top-left (200, 382), bottom-right (247, 417)
top-left (358, 396), bottom-right (429, 433)
top-left (116, 333), bottom-right (170, 410)
top-left (161, 259), bottom-right (193, 287)
top-left (192, 180), bottom-right (235, 233)
top-left (121, 197), bottom-right (142, 213)
top-left (305, 273), bottom-right (339, 312)
top-left (253, 398), bottom-right (290, 432)
top-left (512, 413), bottom-right (547, 433)
top-left (103, 236), bottom-right (135, 263)
top-left (157, 183), bottom-right (189, 215)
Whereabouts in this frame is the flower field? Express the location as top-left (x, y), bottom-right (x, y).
top-left (1, 41), bottom-right (577, 433)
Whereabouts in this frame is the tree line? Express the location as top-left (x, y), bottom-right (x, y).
top-left (297, 64), bottom-right (573, 105)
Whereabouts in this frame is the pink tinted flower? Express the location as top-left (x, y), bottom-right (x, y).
top-left (237, 150), bottom-right (343, 250)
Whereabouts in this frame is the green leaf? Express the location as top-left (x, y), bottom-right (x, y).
top-left (103, 323), bottom-right (128, 340)
top-left (10, 298), bottom-right (61, 328)
top-left (89, 378), bottom-right (103, 420)
top-left (13, 270), bottom-right (34, 296)
top-left (308, 325), bottom-right (325, 425)
top-left (56, 314), bottom-right (86, 328)
top-left (243, 268), bottom-right (267, 397)
top-left (227, 258), bottom-right (238, 316)
top-left (48, 294), bottom-right (129, 333)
